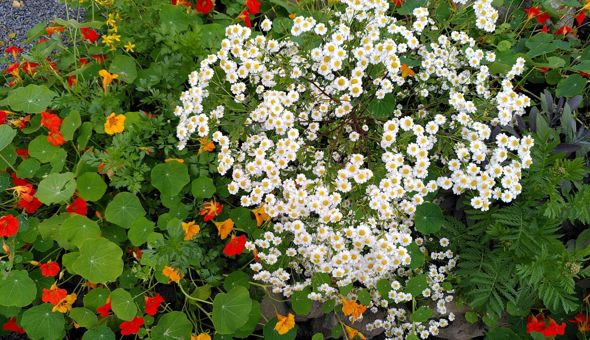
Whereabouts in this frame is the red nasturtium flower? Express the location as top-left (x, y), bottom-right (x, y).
top-left (68, 75), bottom-right (77, 88)
top-left (2, 317), bottom-right (25, 334)
top-left (391, 0), bottom-right (404, 6)
top-left (67, 197), bottom-right (88, 216)
top-left (577, 11), bottom-right (587, 25)
top-left (526, 314), bottom-right (566, 337)
top-left (15, 148), bottom-right (29, 158)
top-left (0, 110), bottom-right (7, 124)
top-left (79, 57), bottom-right (89, 65)
top-left (0, 214), bottom-right (19, 237)
top-left (92, 54), bottom-right (106, 64)
top-left (240, 10), bottom-right (252, 27)
top-left (536, 12), bottom-right (550, 25)
top-left (97, 298), bottom-right (112, 317)
top-left (199, 200), bottom-right (223, 222)
top-left (35, 260), bottom-right (61, 277)
top-left (172, 0), bottom-right (192, 6)
top-left (41, 111), bottom-right (62, 132)
top-left (46, 26), bottom-right (65, 36)
top-left (196, 0), bottom-right (214, 14)
top-left (21, 61), bottom-right (38, 75)
top-left (47, 130), bottom-right (66, 146)
top-left (524, 7), bottom-right (540, 20)
top-left (5, 46), bottom-right (23, 60)
top-left (246, 0), bottom-right (260, 15)
top-left (81, 27), bottom-right (100, 43)
top-left (223, 234), bottom-right (247, 256)
top-left (119, 317), bottom-right (144, 335)
top-left (144, 293), bottom-right (165, 316)
top-left (570, 313), bottom-right (590, 333)
top-left (42, 283), bottom-right (68, 305)
top-left (556, 25), bottom-right (572, 35)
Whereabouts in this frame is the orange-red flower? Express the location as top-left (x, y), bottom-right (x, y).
top-left (46, 26), bottom-right (65, 36)
top-left (41, 111), bottom-right (62, 132)
top-left (47, 130), bottom-right (66, 146)
top-left (42, 282), bottom-right (68, 305)
top-left (81, 27), bottom-right (100, 43)
top-left (223, 234), bottom-right (247, 256)
top-left (570, 313), bottom-right (590, 333)
top-left (0, 214), bottom-right (19, 237)
top-left (144, 293), bottom-right (165, 316)
top-left (66, 197), bottom-right (88, 216)
top-left (20, 61), bottom-right (38, 75)
top-left (199, 200), bottom-right (223, 222)
top-left (38, 260), bottom-right (60, 277)
top-left (341, 298), bottom-right (367, 322)
top-left (68, 75), bottom-right (77, 88)
top-left (5, 46), bottom-right (23, 60)
top-left (196, 0), bottom-right (214, 14)
top-left (391, 0), bottom-right (403, 6)
top-left (527, 314), bottom-right (566, 337)
top-left (2, 317), bottom-right (25, 334)
top-left (162, 266), bottom-right (183, 283)
top-left (556, 26), bottom-right (572, 36)
top-left (97, 298), bottom-right (112, 317)
top-left (0, 110), bottom-right (7, 124)
top-left (172, 0), bottom-right (192, 6)
top-left (524, 7), bottom-right (540, 20)
top-left (240, 10), bottom-right (252, 27)
top-left (246, 0), bottom-right (260, 14)
top-left (120, 317), bottom-right (144, 335)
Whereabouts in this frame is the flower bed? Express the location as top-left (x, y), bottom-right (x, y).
top-left (1, 0), bottom-right (590, 339)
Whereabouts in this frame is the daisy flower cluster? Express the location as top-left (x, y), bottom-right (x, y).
top-left (175, 0), bottom-right (532, 338)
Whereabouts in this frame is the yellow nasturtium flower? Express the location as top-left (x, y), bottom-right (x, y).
top-left (198, 138), bottom-right (215, 153)
top-left (162, 266), bottom-right (182, 283)
top-left (213, 219), bottom-right (234, 240)
top-left (52, 293), bottom-right (77, 313)
top-left (274, 313), bottom-right (295, 335)
top-left (104, 112), bottom-right (126, 135)
top-left (341, 297), bottom-right (367, 321)
top-left (191, 333), bottom-right (212, 340)
top-left (344, 325), bottom-right (366, 340)
top-left (99, 69), bottom-right (118, 93)
top-left (182, 221), bottom-right (200, 241)
top-left (252, 205), bottom-right (270, 227)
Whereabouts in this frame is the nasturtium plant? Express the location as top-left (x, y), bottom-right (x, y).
top-left (35, 172), bottom-right (76, 205)
top-left (212, 286), bottom-right (252, 334)
top-left (105, 192), bottom-right (146, 228)
top-left (72, 238), bottom-right (124, 283)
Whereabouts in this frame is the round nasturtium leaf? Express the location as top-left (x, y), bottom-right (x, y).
top-left (414, 202), bottom-right (444, 234)
top-left (229, 207), bottom-right (257, 233)
top-left (69, 307), bottom-right (98, 329)
top-left (150, 311), bottom-right (192, 339)
top-left (128, 216), bottom-right (155, 246)
top-left (110, 288), bottom-right (137, 321)
top-left (223, 271), bottom-right (250, 291)
top-left (291, 288), bottom-right (312, 315)
top-left (72, 238), bottom-right (124, 284)
top-left (83, 287), bottom-right (109, 310)
top-left (60, 110), bottom-right (81, 141)
top-left (16, 158), bottom-right (40, 178)
top-left (36, 172), bottom-right (77, 205)
top-left (108, 55), bottom-right (138, 84)
top-left (191, 176), bottom-right (216, 199)
top-left (105, 192), bottom-right (146, 228)
top-left (233, 300), bottom-right (261, 339)
top-left (405, 274), bottom-right (429, 297)
top-left (556, 74), bottom-right (588, 97)
top-left (151, 162), bottom-right (190, 197)
top-left (82, 326), bottom-right (116, 340)
top-left (21, 304), bottom-right (66, 340)
top-left (76, 172), bottom-right (107, 202)
top-left (29, 135), bottom-right (61, 163)
top-left (0, 270), bottom-right (37, 307)
top-left (410, 306), bottom-right (433, 323)
top-left (212, 286), bottom-right (253, 334)
top-left (0, 125), bottom-right (17, 152)
top-left (56, 215), bottom-right (101, 250)
top-left (7, 84), bottom-right (56, 113)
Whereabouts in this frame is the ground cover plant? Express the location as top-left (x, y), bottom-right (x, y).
top-left (0, 0), bottom-right (589, 339)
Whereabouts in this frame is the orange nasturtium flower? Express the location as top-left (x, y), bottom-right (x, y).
top-left (181, 221), bottom-right (200, 241)
top-left (99, 69), bottom-right (118, 93)
top-left (53, 292), bottom-right (77, 313)
top-left (164, 158), bottom-right (185, 164)
top-left (41, 282), bottom-right (67, 305)
top-left (341, 298), bottom-right (367, 321)
top-left (252, 205), bottom-right (270, 227)
top-left (162, 266), bottom-right (182, 283)
top-left (199, 200), bottom-right (223, 222)
top-left (198, 138), bottom-right (215, 153)
top-left (104, 112), bottom-right (126, 135)
top-left (400, 64), bottom-right (415, 78)
top-left (344, 325), bottom-right (366, 340)
top-left (191, 333), bottom-right (212, 340)
top-left (274, 313), bottom-right (295, 335)
top-left (213, 219), bottom-right (234, 240)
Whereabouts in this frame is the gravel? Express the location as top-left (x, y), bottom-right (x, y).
top-left (0, 0), bottom-right (84, 50)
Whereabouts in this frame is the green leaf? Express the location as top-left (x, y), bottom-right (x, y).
top-left (408, 243), bottom-right (425, 269)
top-left (367, 93), bottom-right (395, 120)
top-left (77, 122), bottom-right (93, 150)
top-left (36, 172), bottom-right (76, 205)
top-left (151, 162), bottom-right (190, 197)
top-left (72, 238), bottom-right (124, 283)
top-left (291, 288), bottom-right (312, 315)
top-left (213, 286), bottom-right (253, 334)
top-left (0, 144), bottom-right (16, 171)
top-left (151, 311), bottom-right (193, 339)
top-left (76, 172), bottom-right (107, 202)
top-left (414, 202), bottom-right (444, 234)
top-left (105, 192), bottom-right (146, 228)
top-left (376, 279), bottom-right (391, 299)
top-left (29, 135), bottom-right (61, 163)
top-left (525, 33), bottom-right (557, 58)
top-left (556, 74), bottom-right (588, 97)
top-left (21, 304), bottom-right (65, 340)
top-left (109, 55), bottom-right (137, 84)
top-left (0, 125), bottom-right (16, 152)
top-left (110, 288), bottom-right (137, 321)
top-left (82, 326), bottom-right (116, 340)
top-left (60, 110), bottom-right (81, 141)
top-left (160, 4), bottom-right (192, 32)
top-left (572, 60), bottom-right (590, 73)
top-left (224, 271), bottom-right (250, 291)
top-left (56, 215), bottom-right (101, 250)
top-left (357, 289), bottom-right (371, 306)
top-left (0, 270), bottom-right (37, 307)
top-left (410, 306), bottom-right (432, 323)
top-left (229, 208), bottom-right (257, 233)
top-left (7, 84), bottom-right (56, 113)
top-left (83, 287), bottom-right (109, 310)
top-left (128, 216), bottom-right (155, 246)
top-left (70, 307), bottom-right (98, 329)
top-left (16, 159), bottom-right (40, 178)
top-left (191, 177), bottom-right (216, 199)
top-left (405, 275), bottom-right (428, 297)
top-left (465, 311), bottom-right (479, 324)
top-left (234, 300), bottom-right (261, 338)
